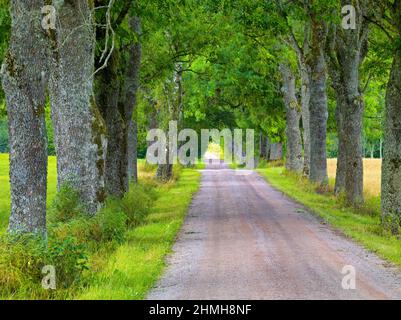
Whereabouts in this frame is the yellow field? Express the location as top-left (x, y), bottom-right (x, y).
top-left (327, 159), bottom-right (382, 197)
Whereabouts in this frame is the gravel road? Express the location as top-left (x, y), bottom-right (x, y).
top-left (148, 163), bottom-right (401, 300)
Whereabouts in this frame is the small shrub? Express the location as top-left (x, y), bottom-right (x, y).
top-left (120, 185), bottom-right (152, 227)
top-left (50, 217), bottom-right (93, 245)
top-left (48, 237), bottom-right (89, 288)
top-left (91, 204), bottom-right (128, 243)
top-left (50, 184), bottom-right (86, 223)
top-left (172, 164), bottom-right (183, 181)
top-left (269, 159), bottom-right (285, 168)
top-left (0, 234), bottom-right (88, 298)
top-left (314, 183), bottom-right (331, 195)
top-left (359, 196), bottom-right (381, 217)
top-left (142, 161), bottom-right (157, 172)
top-left (382, 214), bottom-right (401, 235)
top-left (257, 158), bottom-right (269, 169)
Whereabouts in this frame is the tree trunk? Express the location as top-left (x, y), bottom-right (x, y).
top-left (259, 133), bottom-right (268, 159)
top-left (266, 136), bottom-right (271, 159)
top-left (300, 64), bottom-right (311, 177)
top-left (334, 104), bottom-right (346, 195)
top-left (382, 49), bottom-right (401, 233)
top-left (96, 52), bottom-right (126, 197)
top-left (156, 159), bottom-right (173, 182)
top-left (270, 143), bottom-right (283, 161)
top-left (48, 1), bottom-right (107, 214)
top-left (308, 47), bottom-right (328, 185)
top-left (343, 97), bottom-right (364, 205)
top-left (380, 139), bottom-right (383, 159)
top-left (288, 20), bottom-right (311, 176)
top-left (147, 99), bottom-right (158, 149)
top-left (129, 120), bottom-right (138, 182)
top-left (1, 0), bottom-right (48, 234)
top-left (279, 64), bottom-right (303, 173)
top-left (156, 63), bottom-right (183, 181)
top-left (96, 16), bottom-right (141, 196)
top-left (156, 119), bottom-right (174, 181)
top-left (325, 1), bottom-right (368, 205)
top-left (124, 17), bottom-right (142, 184)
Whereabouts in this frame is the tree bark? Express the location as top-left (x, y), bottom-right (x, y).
top-left (259, 133), bottom-right (268, 159)
top-left (124, 17), bottom-right (142, 184)
top-left (96, 52), bottom-right (126, 197)
top-left (48, 0), bottom-right (107, 214)
top-left (279, 64), bottom-right (303, 173)
top-left (382, 49), bottom-right (401, 233)
top-left (287, 20), bottom-right (311, 176)
top-left (307, 17), bottom-right (329, 185)
top-left (156, 63), bottom-right (183, 181)
top-left (334, 104), bottom-right (346, 195)
top-left (95, 13), bottom-right (141, 196)
top-left (325, 1), bottom-right (369, 205)
top-left (147, 98), bottom-right (158, 149)
top-left (300, 64), bottom-right (311, 177)
top-left (1, 0), bottom-right (48, 234)
top-left (380, 139), bottom-right (382, 159)
top-left (270, 143), bottom-right (283, 161)
top-left (156, 151), bottom-right (173, 181)
top-left (129, 120), bottom-right (138, 182)
top-left (343, 100), bottom-right (364, 204)
top-left (266, 136), bottom-right (271, 159)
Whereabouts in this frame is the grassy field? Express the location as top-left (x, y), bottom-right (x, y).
top-left (0, 154), bottom-right (201, 299)
top-left (327, 159), bottom-right (382, 197)
top-left (257, 167), bottom-right (401, 268)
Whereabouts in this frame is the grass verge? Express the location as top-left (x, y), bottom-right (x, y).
top-left (257, 167), bottom-right (401, 268)
top-left (76, 168), bottom-right (201, 299)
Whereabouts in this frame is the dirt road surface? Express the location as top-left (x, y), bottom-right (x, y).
top-left (148, 162), bottom-right (401, 300)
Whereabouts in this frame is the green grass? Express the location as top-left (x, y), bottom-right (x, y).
top-left (0, 154), bottom-right (201, 299)
top-left (193, 162), bottom-right (206, 170)
top-left (257, 167), bottom-right (401, 268)
top-left (76, 169), bottom-right (200, 299)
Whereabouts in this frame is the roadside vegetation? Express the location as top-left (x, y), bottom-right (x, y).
top-left (0, 157), bottom-right (200, 299)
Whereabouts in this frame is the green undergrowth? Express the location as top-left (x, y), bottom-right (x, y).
top-left (257, 167), bottom-right (401, 268)
top-left (0, 160), bottom-right (201, 299)
top-left (76, 167), bottom-right (200, 299)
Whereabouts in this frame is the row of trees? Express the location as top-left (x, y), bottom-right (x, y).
top-left (0, 0), bottom-right (244, 236)
top-left (1, 0), bottom-right (400, 235)
top-left (266, 0), bottom-right (400, 232)
top-left (1, 0), bottom-right (143, 235)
